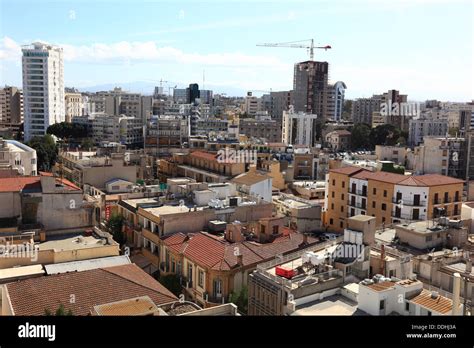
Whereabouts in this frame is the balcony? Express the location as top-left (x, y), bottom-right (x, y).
top-left (142, 248), bottom-right (160, 267)
top-left (433, 197), bottom-right (452, 205)
top-left (392, 198), bottom-right (426, 207)
top-left (141, 227), bottom-right (161, 245)
top-left (347, 200), bottom-right (366, 210)
top-left (391, 212), bottom-right (422, 221)
top-left (349, 189), bottom-right (367, 197)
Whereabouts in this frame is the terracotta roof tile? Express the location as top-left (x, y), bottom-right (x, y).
top-left (330, 166), bottom-right (365, 176)
top-left (5, 264), bottom-right (177, 316)
top-left (411, 174), bottom-right (464, 186)
top-left (190, 151), bottom-right (218, 162)
top-left (0, 177), bottom-right (41, 193)
top-left (231, 171), bottom-right (271, 186)
top-left (365, 281), bottom-right (395, 292)
top-left (410, 289), bottom-right (453, 314)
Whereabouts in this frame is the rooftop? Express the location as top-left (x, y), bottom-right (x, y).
top-left (37, 233), bottom-right (116, 252)
top-left (92, 296), bottom-right (160, 316)
top-left (291, 295), bottom-right (366, 316)
top-left (409, 289), bottom-right (454, 314)
top-left (231, 171), bottom-right (271, 186)
top-left (44, 255), bottom-right (131, 275)
top-left (5, 264), bottom-right (177, 315)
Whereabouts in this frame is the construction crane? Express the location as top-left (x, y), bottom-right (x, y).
top-left (256, 39), bottom-right (331, 60)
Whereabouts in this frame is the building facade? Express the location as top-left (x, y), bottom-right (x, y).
top-left (22, 42), bottom-right (65, 140)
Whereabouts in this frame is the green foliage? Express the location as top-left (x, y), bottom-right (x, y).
top-left (27, 134), bottom-right (58, 171)
top-left (80, 137), bottom-right (95, 149)
top-left (44, 304), bottom-right (73, 316)
top-left (107, 213), bottom-right (126, 245)
top-left (350, 123), bottom-right (372, 150)
top-left (350, 124), bottom-right (408, 150)
top-left (157, 274), bottom-right (183, 297)
top-left (448, 127), bottom-right (459, 137)
top-left (229, 286), bottom-right (248, 314)
top-left (47, 122), bottom-right (89, 140)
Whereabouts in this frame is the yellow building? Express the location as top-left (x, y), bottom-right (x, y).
top-left (325, 166), bottom-right (464, 233)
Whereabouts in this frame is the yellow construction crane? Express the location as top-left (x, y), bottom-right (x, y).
top-left (256, 39), bottom-right (331, 60)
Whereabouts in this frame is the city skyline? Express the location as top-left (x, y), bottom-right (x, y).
top-left (0, 0), bottom-right (473, 101)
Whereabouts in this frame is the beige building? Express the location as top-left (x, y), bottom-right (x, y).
top-left (0, 86), bottom-right (23, 129)
top-left (325, 130), bottom-right (351, 151)
top-left (375, 145), bottom-right (409, 166)
top-left (65, 92), bottom-right (84, 122)
top-left (54, 151), bottom-right (137, 189)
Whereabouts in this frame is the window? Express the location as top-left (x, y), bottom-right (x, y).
top-left (272, 225), bottom-right (279, 235)
top-left (188, 264), bottom-right (193, 282)
top-left (372, 201), bottom-right (376, 208)
top-left (405, 302), bottom-right (410, 312)
top-left (342, 181), bottom-right (345, 188)
top-left (332, 179), bottom-right (335, 186)
top-left (340, 222), bottom-right (343, 228)
top-left (330, 218), bottom-right (334, 225)
top-left (331, 203), bottom-right (334, 210)
top-left (382, 203), bottom-right (386, 211)
top-left (198, 270), bottom-right (204, 288)
top-left (213, 279), bottom-right (222, 297)
top-left (340, 206), bottom-right (344, 213)
top-left (379, 300), bottom-right (385, 310)
top-left (341, 194), bottom-right (344, 200)
top-left (332, 191), bottom-right (335, 198)
top-left (383, 190), bottom-right (387, 197)
top-left (373, 188), bottom-right (376, 195)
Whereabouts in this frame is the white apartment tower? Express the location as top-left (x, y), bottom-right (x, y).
top-left (22, 42), bottom-right (65, 141)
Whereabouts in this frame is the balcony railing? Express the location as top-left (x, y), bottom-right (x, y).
top-left (392, 198), bottom-right (426, 207)
top-left (347, 200), bottom-right (366, 210)
top-left (391, 211), bottom-right (422, 221)
top-left (349, 189), bottom-right (367, 197)
top-left (433, 197), bottom-right (452, 205)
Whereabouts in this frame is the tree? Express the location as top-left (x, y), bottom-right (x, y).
top-left (106, 213), bottom-right (126, 246)
top-left (44, 304), bottom-right (73, 316)
top-left (81, 137), bottom-right (95, 150)
top-left (350, 123), bottom-right (372, 150)
top-left (369, 124), bottom-right (407, 147)
top-left (47, 122), bottom-right (89, 140)
top-left (342, 100), bottom-right (352, 120)
top-left (27, 134), bottom-right (58, 171)
top-left (157, 274), bottom-right (182, 297)
top-left (229, 286), bottom-right (248, 314)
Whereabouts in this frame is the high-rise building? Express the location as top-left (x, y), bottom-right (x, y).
top-left (22, 42), bottom-right (64, 141)
top-left (326, 81), bottom-right (347, 122)
top-left (0, 86), bottom-right (23, 129)
top-left (282, 109), bottom-right (318, 147)
top-left (270, 90), bottom-right (292, 121)
top-left (351, 95), bottom-right (382, 125)
top-left (292, 61), bottom-right (329, 119)
top-left (188, 83), bottom-right (200, 104)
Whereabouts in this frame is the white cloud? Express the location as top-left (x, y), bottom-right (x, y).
top-left (0, 36), bottom-right (289, 70)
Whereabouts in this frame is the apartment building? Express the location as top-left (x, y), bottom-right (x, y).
top-left (282, 110), bottom-right (318, 147)
top-left (65, 92), bottom-right (84, 122)
top-left (238, 118), bottom-right (282, 143)
top-left (325, 166), bottom-right (464, 233)
top-left (375, 145), bottom-right (409, 166)
top-left (351, 95), bottom-right (382, 125)
top-left (270, 90), bottom-right (292, 121)
top-left (0, 86), bottom-right (23, 129)
top-left (408, 118), bottom-right (448, 146)
top-left (243, 92), bottom-right (263, 116)
top-left (152, 224), bottom-right (317, 308)
top-left (22, 42), bottom-right (65, 140)
top-left (324, 130), bottom-right (351, 151)
top-left (326, 81), bottom-right (346, 122)
top-left (412, 137), bottom-right (466, 178)
top-left (0, 139), bottom-right (37, 176)
top-left (53, 151), bottom-right (137, 189)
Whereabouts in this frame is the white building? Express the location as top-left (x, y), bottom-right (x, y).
top-left (243, 92), bottom-right (263, 117)
top-left (22, 42), bottom-right (65, 141)
top-left (231, 168), bottom-right (273, 203)
top-left (282, 109), bottom-right (318, 147)
top-left (358, 276), bottom-right (463, 316)
top-left (326, 81), bottom-right (347, 122)
top-left (65, 92), bottom-right (84, 122)
top-left (0, 139), bottom-right (37, 176)
top-left (408, 118), bottom-right (448, 146)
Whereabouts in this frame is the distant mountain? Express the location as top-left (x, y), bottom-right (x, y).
top-left (77, 81), bottom-right (249, 97)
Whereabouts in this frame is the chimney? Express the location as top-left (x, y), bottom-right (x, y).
top-left (237, 254), bottom-right (243, 266)
top-left (452, 273), bottom-right (461, 315)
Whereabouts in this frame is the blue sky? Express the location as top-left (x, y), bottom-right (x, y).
top-left (1, 0), bottom-right (473, 100)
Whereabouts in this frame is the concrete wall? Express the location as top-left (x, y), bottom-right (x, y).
top-left (0, 192), bottom-right (21, 219)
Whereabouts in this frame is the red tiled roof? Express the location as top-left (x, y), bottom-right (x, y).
top-left (164, 231), bottom-right (318, 271)
top-left (410, 174), bottom-right (464, 186)
top-left (330, 166), bottom-right (365, 176)
top-left (190, 151), bottom-right (218, 162)
top-left (0, 176), bottom-right (41, 193)
top-left (410, 289), bottom-right (453, 314)
top-left (5, 264), bottom-right (177, 316)
top-left (365, 171), bottom-right (407, 184)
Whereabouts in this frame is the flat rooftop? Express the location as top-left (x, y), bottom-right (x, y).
top-left (445, 262), bottom-right (474, 276)
top-left (291, 295), bottom-right (367, 316)
top-left (397, 221), bottom-right (447, 234)
top-left (143, 204), bottom-right (204, 216)
top-left (37, 234), bottom-right (112, 252)
top-left (375, 228), bottom-right (396, 244)
top-left (121, 197), bottom-right (161, 208)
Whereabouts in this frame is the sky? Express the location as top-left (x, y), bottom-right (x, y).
top-left (0, 0), bottom-right (473, 101)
